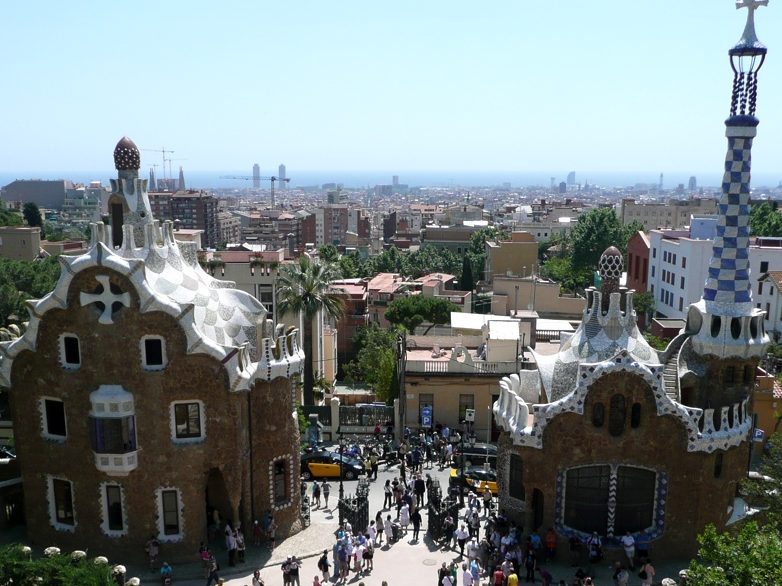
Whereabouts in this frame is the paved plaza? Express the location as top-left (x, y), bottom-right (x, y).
top-left (120, 458), bottom-right (689, 586)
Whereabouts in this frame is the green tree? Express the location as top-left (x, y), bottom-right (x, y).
top-left (404, 246), bottom-right (461, 279)
top-left (344, 324), bottom-right (399, 401)
top-left (467, 226), bottom-right (509, 282)
top-left (318, 243), bottom-right (339, 263)
top-left (686, 522), bottom-right (782, 586)
top-left (0, 205), bottom-right (22, 227)
top-left (277, 256), bottom-right (345, 405)
top-left (385, 295), bottom-right (458, 334)
top-left (0, 256), bottom-right (61, 326)
top-left (0, 544), bottom-right (118, 585)
top-left (22, 202), bottom-right (42, 227)
top-left (634, 290), bottom-right (656, 323)
top-left (566, 208), bottom-right (642, 286)
top-left (461, 254), bottom-right (474, 292)
top-left (750, 201), bottom-right (782, 238)
top-left (743, 433), bottom-right (782, 528)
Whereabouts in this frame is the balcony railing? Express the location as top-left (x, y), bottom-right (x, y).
top-left (406, 359), bottom-right (518, 375)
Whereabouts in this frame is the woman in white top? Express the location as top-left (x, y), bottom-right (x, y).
top-left (399, 503), bottom-right (410, 533)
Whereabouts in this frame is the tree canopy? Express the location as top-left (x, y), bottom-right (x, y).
top-left (750, 201), bottom-right (782, 238)
top-left (686, 522), bottom-right (782, 586)
top-left (0, 205), bottom-right (22, 227)
top-left (276, 256), bottom-right (345, 404)
top-left (686, 434), bottom-right (782, 585)
top-left (385, 295), bottom-right (458, 334)
top-left (540, 208), bottom-right (642, 290)
top-left (344, 324), bottom-right (399, 402)
top-left (0, 257), bottom-right (61, 326)
top-left (22, 202), bottom-right (42, 228)
top-left (325, 245), bottom-right (462, 282)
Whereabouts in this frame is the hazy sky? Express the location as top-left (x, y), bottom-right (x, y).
top-left (1, 1), bottom-right (780, 178)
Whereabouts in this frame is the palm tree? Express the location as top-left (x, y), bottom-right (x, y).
top-left (277, 255), bottom-right (345, 405)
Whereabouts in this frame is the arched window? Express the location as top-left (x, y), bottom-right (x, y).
top-left (630, 403), bottom-right (641, 429)
top-left (609, 394), bottom-right (627, 437)
top-left (592, 403), bottom-right (605, 428)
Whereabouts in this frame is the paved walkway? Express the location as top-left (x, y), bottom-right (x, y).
top-left (120, 460), bottom-right (691, 585)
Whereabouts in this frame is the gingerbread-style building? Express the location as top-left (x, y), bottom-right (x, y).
top-left (0, 137), bottom-right (304, 559)
top-left (493, 5), bottom-right (771, 558)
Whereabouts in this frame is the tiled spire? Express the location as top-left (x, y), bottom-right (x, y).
top-left (702, 0), bottom-right (768, 316)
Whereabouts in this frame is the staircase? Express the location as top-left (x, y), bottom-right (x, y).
top-left (661, 334), bottom-right (688, 400)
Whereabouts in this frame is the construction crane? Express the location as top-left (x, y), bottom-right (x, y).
top-left (219, 175), bottom-right (291, 208)
top-left (142, 147), bottom-right (175, 181)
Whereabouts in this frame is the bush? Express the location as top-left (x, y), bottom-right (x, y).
top-left (0, 544), bottom-right (118, 586)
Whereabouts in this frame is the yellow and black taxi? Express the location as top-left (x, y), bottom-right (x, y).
top-left (300, 451), bottom-right (365, 480)
top-left (449, 465), bottom-right (499, 495)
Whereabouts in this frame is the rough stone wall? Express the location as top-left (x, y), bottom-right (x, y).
top-left (8, 267), bottom-right (301, 561)
top-left (498, 370), bottom-right (747, 559)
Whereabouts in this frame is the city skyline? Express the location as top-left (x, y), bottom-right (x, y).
top-left (1, 1), bottom-right (780, 179)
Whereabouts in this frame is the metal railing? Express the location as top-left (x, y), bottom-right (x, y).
top-left (338, 405), bottom-right (394, 427)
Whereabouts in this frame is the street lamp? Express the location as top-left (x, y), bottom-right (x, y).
top-left (338, 430), bottom-right (346, 525)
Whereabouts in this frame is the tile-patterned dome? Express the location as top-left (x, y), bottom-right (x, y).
top-left (114, 136), bottom-right (140, 171)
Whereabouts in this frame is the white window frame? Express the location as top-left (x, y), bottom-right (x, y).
top-left (169, 401), bottom-right (206, 444)
top-left (140, 335), bottom-right (167, 371)
top-left (47, 475), bottom-right (76, 532)
top-left (99, 482), bottom-right (128, 537)
top-left (269, 454), bottom-right (294, 511)
top-left (59, 333), bottom-right (81, 369)
top-left (40, 396), bottom-right (67, 441)
top-left (155, 486), bottom-right (184, 542)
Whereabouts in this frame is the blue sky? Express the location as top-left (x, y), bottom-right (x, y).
top-left (1, 1), bottom-right (780, 180)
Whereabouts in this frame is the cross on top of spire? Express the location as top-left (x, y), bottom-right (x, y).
top-left (734, 0), bottom-right (768, 51)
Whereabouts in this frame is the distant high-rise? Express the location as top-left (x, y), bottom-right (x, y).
top-left (252, 164), bottom-right (260, 189)
top-left (659, 172), bottom-right (664, 190)
top-left (392, 175), bottom-right (399, 187)
top-left (688, 176), bottom-right (697, 191)
top-left (178, 166), bottom-right (186, 191)
top-left (278, 164), bottom-right (287, 189)
top-left (550, 177), bottom-right (555, 190)
top-left (149, 167), bottom-right (156, 191)
top-left (566, 171), bottom-right (576, 186)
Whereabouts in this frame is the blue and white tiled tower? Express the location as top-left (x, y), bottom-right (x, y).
top-left (689, 0), bottom-right (770, 358)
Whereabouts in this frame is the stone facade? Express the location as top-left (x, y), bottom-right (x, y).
top-left (0, 138), bottom-right (304, 561)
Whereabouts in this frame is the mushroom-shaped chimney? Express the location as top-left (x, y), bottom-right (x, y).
top-left (114, 137), bottom-right (140, 171)
top-left (598, 246), bottom-right (623, 312)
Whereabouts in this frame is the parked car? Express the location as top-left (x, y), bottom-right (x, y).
top-left (300, 451), bottom-right (364, 480)
top-left (451, 442), bottom-right (498, 468)
top-left (449, 465), bottom-right (499, 495)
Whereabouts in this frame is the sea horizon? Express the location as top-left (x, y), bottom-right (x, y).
top-left (1, 170), bottom-right (780, 192)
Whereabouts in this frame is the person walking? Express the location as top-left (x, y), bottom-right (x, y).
top-left (322, 480), bottom-right (331, 509)
top-left (411, 507), bottom-right (422, 541)
top-left (383, 480), bottom-right (393, 509)
top-left (620, 531), bottom-right (635, 570)
top-left (317, 550), bottom-right (330, 583)
top-left (204, 553), bottom-right (220, 586)
top-left (400, 502), bottom-right (410, 535)
top-left (384, 515), bottom-right (394, 545)
top-left (638, 558), bottom-right (655, 586)
top-left (455, 523), bottom-right (470, 556)
top-left (145, 535), bottom-right (160, 571)
top-left (312, 480), bottom-right (321, 509)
